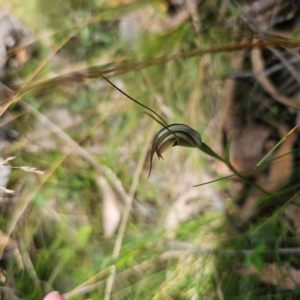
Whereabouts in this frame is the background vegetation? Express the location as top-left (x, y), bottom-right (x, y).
top-left (0, 0), bottom-right (299, 299)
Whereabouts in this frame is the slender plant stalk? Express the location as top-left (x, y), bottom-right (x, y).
top-left (256, 122), bottom-right (300, 167)
top-left (100, 74), bottom-right (168, 126)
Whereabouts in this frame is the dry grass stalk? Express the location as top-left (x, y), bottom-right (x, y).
top-left (104, 122), bottom-right (156, 300)
top-left (2, 38), bottom-right (300, 116)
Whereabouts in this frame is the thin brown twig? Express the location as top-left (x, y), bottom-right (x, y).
top-left (269, 47), bottom-right (300, 88)
top-left (4, 38), bottom-right (300, 112)
top-left (226, 55), bottom-right (300, 79)
top-left (251, 47), bottom-right (300, 110)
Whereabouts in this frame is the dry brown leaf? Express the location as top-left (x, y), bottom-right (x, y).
top-left (237, 131), bottom-right (297, 223)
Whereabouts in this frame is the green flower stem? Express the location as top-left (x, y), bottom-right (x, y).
top-left (199, 143), bottom-right (270, 195)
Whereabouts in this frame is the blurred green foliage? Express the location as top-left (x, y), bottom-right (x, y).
top-left (1, 0), bottom-right (300, 299)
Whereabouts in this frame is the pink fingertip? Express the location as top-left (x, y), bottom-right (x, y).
top-left (43, 291), bottom-right (65, 300)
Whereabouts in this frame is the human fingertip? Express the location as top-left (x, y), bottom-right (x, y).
top-left (42, 291), bottom-right (65, 300)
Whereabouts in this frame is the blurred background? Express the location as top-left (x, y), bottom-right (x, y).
top-left (0, 0), bottom-right (300, 299)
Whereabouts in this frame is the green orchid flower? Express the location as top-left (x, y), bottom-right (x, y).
top-left (149, 124), bottom-right (202, 176)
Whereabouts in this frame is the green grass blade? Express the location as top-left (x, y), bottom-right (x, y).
top-left (256, 122), bottom-right (300, 167)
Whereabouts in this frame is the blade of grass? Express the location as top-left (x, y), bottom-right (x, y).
top-left (193, 147), bottom-right (300, 187)
top-left (256, 122), bottom-right (300, 167)
top-left (199, 143), bottom-right (270, 195)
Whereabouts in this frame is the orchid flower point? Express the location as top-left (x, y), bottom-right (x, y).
top-left (149, 124), bottom-right (202, 176)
